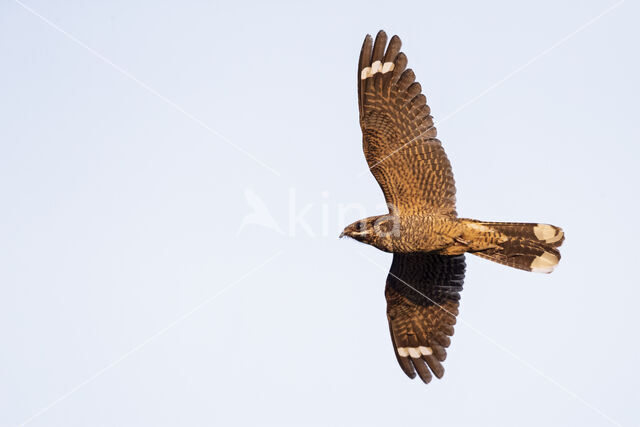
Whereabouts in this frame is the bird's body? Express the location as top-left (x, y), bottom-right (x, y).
top-left (349, 214), bottom-right (562, 260)
top-left (398, 214), bottom-right (466, 253)
top-left (341, 31), bottom-right (565, 384)
top-left (346, 214), bottom-right (466, 253)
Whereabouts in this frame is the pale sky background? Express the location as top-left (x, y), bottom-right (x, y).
top-left (1, 1), bottom-right (639, 426)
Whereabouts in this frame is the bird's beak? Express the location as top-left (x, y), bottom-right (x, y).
top-left (339, 231), bottom-right (346, 238)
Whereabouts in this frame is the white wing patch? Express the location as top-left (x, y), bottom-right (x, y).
top-left (381, 61), bottom-right (394, 73)
top-left (397, 346), bottom-right (433, 358)
top-left (360, 61), bottom-right (395, 80)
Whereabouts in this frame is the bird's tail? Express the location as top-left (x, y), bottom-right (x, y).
top-left (463, 220), bottom-right (565, 273)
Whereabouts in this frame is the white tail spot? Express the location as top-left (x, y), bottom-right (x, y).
top-left (534, 224), bottom-right (563, 244)
top-left (531, 251), bottom-right (559, 273)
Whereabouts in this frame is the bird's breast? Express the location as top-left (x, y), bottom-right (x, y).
top-left (386, 215), bottom-right (462, 253)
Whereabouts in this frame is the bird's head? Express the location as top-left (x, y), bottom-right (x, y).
top-left (339, 215), bottom-right (399, 249)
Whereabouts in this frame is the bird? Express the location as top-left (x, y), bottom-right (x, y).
top-left (340, 30), bottom-right (565, 384)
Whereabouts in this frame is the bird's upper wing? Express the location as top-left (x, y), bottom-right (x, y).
top-left (359, 31), bottom-right (457, 216)
top-left (385, 253), bottom-right (465, 384)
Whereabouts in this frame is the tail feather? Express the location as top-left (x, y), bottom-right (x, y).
top-left (465, 221), bottom-right (564, 273)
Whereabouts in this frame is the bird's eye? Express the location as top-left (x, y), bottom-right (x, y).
top-left (356, 222), bottom-right (366, 232)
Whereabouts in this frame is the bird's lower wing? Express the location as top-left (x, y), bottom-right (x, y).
top-left (385, 253), bottom-right (465, 384)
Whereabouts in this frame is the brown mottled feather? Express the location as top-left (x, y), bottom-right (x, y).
top-left (358, 31), bottom-right (456, 216)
